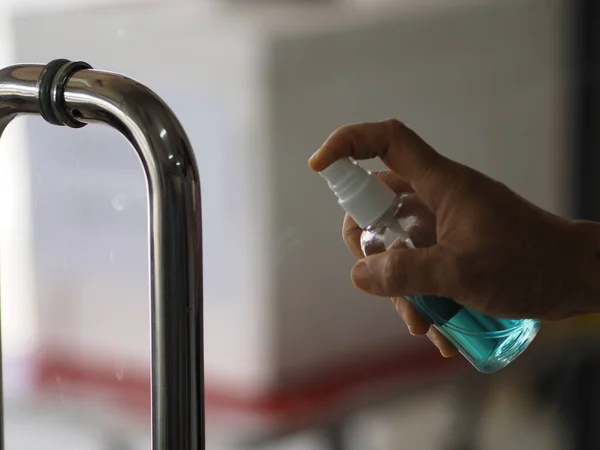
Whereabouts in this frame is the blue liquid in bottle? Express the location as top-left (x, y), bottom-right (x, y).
top-left (361, 197), bottom-right (541, 374)
top-left (410, 295), bottom-right (540, 373)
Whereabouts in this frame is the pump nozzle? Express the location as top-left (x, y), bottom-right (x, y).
top-left (319, 158), bottom-right (397, 229)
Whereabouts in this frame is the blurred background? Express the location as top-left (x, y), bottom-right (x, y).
top-left (0, 0), bottom-right (599, 448)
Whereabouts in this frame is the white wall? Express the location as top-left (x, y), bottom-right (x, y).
top-left (0, 0), bottom-right (151, 366)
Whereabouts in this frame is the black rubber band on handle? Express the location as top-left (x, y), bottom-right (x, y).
top-left (36, 59), bottom-right (93, 128)
top-left (37, 59), bottom-right (69, 126)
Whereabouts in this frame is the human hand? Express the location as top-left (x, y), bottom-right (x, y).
top-left (309, 119), bottom-right (600, 356)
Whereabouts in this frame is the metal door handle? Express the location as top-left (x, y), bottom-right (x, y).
top-left (0, 60), bottom-right (205, 450)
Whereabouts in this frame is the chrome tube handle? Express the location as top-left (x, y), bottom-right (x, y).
top-left (0, 60), bottom-right (204, 450)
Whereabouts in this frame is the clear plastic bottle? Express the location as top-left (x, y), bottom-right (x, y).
top-left (319, 158), bottom-right (540, 373)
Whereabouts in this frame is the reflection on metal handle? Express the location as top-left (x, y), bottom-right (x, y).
top-left (0, 60), bottom-right (204, 449)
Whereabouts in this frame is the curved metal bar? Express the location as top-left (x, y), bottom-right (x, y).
top-left (0, 62), bottom-right (204, 450)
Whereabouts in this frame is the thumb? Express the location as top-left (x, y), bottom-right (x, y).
top-left (351, 245), bottom-right (448, 297)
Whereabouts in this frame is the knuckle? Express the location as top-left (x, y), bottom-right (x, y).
top-left (384, 118), bottom-right (408, 143)
top-left (382, 118), bottom-right (406, 133)
top-left (329, 124), bottom-right (354, 143)
top-left (326, 125), bottom-right (360, 156)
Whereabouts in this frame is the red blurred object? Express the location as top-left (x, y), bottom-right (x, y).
top-left (34, 344), bottom-right (467, 428)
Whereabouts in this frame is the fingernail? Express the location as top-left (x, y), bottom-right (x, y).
top-left (407, 324), bottom-right (416, 336)
top-left (351, 261), bottom-right (371, 290)
top-left (440, 347), bottom-right (456, 358)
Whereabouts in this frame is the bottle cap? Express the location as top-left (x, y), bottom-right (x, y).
top-left (319, 158), bottom-right (397, 228)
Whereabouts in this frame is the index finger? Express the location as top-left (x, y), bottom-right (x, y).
top-left (308, 119), bottom-right (453, 212)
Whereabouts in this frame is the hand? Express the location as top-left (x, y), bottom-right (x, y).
top-left (308, 119), bottom-right (600, 355)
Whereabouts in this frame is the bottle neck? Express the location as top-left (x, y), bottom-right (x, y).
top-left (363, 197), bottom-right (415, 249)
top-left (363, 197), bottom-right (401, 230)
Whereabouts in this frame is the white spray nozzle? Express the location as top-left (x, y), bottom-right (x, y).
top-left (319, 158), bottom-right (397, 229)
